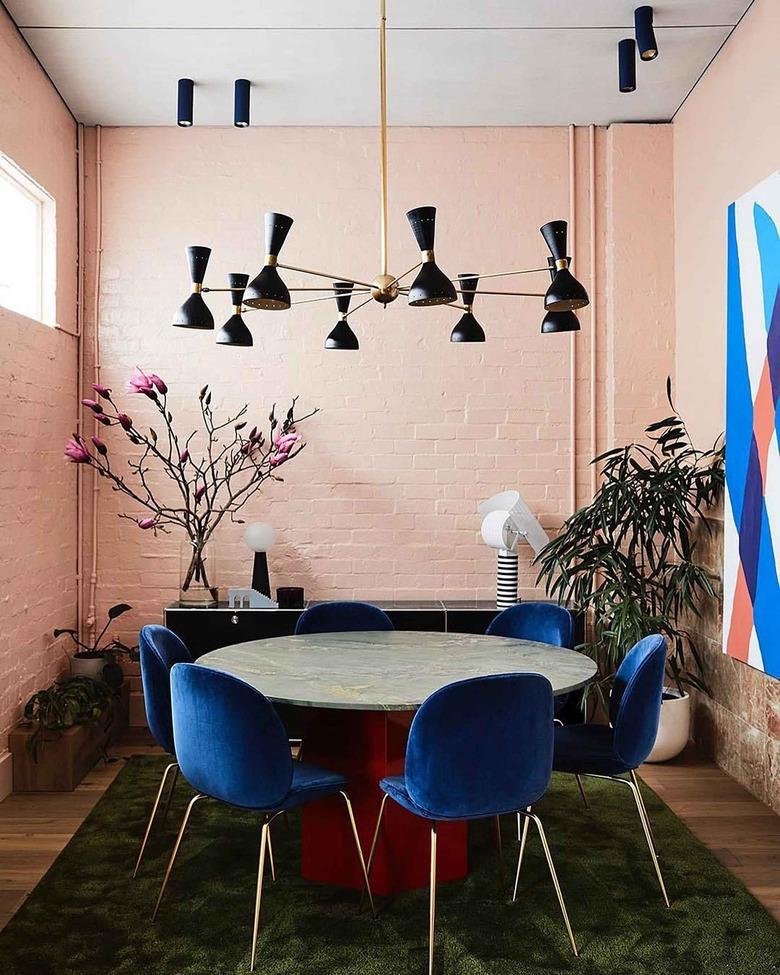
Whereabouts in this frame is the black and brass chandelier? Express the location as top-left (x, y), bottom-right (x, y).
top-left (173, 1), bottom-right (589, 348)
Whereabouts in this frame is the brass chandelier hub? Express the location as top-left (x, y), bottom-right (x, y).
top-left (371, 274), bottom-right (400, 304)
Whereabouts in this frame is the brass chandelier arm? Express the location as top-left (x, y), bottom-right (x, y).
top-left (455, 289), bottom-right (547, 298)
top-left (290, 291), bottom-right (369, 307)
top-left (451, 267), bottom-right (550, 283)
top-left (343, 294), bottom-right (376, 319)
top-left (379, 0), bottom-right (389, 276)
top-left (277, 263), bottom-right (376, 291)
top-left (390, 262), bottom-right (422, 287)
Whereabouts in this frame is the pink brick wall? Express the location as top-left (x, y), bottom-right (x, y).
top-left (81, 124), bottom-right (674, 644)
top-left (0, 6), bottom-right (78, 755)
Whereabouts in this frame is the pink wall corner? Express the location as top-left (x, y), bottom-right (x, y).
top-left (0, 5), bottom-right (78, 757)
top-left (674, 0), bottom-right (780, 448)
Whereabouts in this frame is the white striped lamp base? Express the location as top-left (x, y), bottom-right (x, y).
top-left (496, 549), bottom-right (519, 609)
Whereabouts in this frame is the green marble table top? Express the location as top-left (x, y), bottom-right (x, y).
top-left (197, 631), bottom-right (597, 711)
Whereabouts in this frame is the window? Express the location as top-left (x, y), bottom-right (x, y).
top-left (0, 153), bottom-right (56, 325)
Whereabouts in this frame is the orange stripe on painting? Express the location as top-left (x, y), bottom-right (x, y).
top-left (752, 359), bottom-right (776, 487)
top-left (726, 563), bottom-right (753, 663)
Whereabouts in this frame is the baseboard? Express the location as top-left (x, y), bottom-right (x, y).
top-left (0, 749), bottom-right (13, 801)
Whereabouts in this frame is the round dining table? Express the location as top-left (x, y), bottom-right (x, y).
top-left (197, 630), bottom-right (597, 896)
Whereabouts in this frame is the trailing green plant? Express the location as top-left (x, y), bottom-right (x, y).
top-left (23, 677), bottom-right (116, 762)
top-left (535, 379), bottom-right (724, 709)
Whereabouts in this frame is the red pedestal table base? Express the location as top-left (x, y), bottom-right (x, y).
top-left (300, 708), bottom-right (468, 896)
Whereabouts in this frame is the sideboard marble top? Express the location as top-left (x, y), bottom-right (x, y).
top-left (197, 631), bottom-right (597, 711)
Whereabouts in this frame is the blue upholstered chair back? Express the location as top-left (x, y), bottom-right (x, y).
top-left (486, 601), bottom-right (573, 648)
top-left (294, 600), bottom-right (394, 635)
top-left (610, 635), bottom-right (667, 769)
top-left (170, 664), bottom-right (293, 809)
top-left (139, 625), bottom-right (192, 755)
top-left (404, 674), bottom-right (554, 819)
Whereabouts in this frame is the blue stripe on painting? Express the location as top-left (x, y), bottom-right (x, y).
top-left (738, 435), bottom-right (764, 603)
top-left (751, 501), bottom-right (780, 678)
top-left (725, 203), bottom-right (753, 527)
top-left (753, 203), bottom-right (780, 333)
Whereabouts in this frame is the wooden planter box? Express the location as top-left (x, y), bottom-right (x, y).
top-left (9, 684), bottom-right (129, 792)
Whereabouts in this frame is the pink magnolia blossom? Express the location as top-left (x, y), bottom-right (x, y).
top-left (138, 517), bottom-right (156, 530)
top-left (97, 415), bottom-right (112, 426)
top-left (92, 383), bottom-right (112, 399)
top-left (179, 449), bottom-right (190, 464)
top-left (64, 435), bottom-right (90, 463)
top-left (194, 484), bottom-right (207, 502)
top-left (149, 374), bottom-right (168, 395)
top-left (127, 368), bottom-right (156, 396)
top-left (117, 413), bottom-right (133, 431)
top-left (91, 436), bottom-right (108, 455)
top-left (81, 398), bottom-right (103, 413)
top-left (273, 432), bottom-right (301, 452)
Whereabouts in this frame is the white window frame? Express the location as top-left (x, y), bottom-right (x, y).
top-left (0, 152), bottom-right (56, 326)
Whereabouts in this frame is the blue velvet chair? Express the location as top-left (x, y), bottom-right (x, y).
top-left (367, 674), bottom-right (578, 972)
top-left (486, 602), bottom-right (573, 716)
top-left (134, 625), bottom-right (192, 877)
top-left (548, 634), bottom-right (670, 907)
top-left (153, 663), bottom-right (375, 972)
top-left (294, 600), bottom-right (394, 635)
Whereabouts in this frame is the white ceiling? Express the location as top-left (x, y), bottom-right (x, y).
top-left (6, 1), bottom-right (751, 126)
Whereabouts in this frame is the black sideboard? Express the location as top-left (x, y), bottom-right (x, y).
top-left (163, 599), bottom-right (584, 658)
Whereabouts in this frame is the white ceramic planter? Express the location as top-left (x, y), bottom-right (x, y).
top-left (645, 690), bottom-right (690, 763)
top-left (70, 654), bottom-right (108, 681)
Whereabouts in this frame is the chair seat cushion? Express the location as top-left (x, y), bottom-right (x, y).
top-left (553, 724), bottom-right (632, 776)
top-left (272, 762), bottom-right (348, 812)
top-left (379, 775), bottom-right (469, 822)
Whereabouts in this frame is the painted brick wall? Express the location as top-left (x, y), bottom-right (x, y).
top-left (81, 124), bottom-right (674, 646)
top-left (0, 6), bottom-right (78, 762)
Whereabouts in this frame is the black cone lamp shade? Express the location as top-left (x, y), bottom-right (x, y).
top-left (177, 78), bottom-right (194, 126)
top-left (451, 274), bottom-right (485, 342)
top-left (234, 79), bottom-right (250, 127)
top-left (244, 212), bottom-right (293, 310)
top-left (539, 221), bottom-right (590, 312)
top-left (325, 281), bottom-right (359, 349)
top-left (634, 6), bottom-right (658, 61)
top-left (217, 273), bottom-right (253, 346)
top-left (406, 206), bottom-right (457, 306)
top-left (619, 38), bottom-right (637, 92)
top-left (173, 246), bottom-right (214, 329)
top-left (541, 258), bottom-right (580, 333)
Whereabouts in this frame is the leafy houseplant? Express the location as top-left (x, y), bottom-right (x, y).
top-left (55, 602), bottom-right (137, 683)
top-left (535, 381), bottom-right (724, 713)
top-left (65, 370), bottom-right (314, 606)
top-left (23, 677), bottom-right (116, 761)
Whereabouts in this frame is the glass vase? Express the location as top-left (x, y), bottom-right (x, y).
top-left (179, 536), bottom-right (219, 608)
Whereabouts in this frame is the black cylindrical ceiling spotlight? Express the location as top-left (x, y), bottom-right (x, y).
top-left (173, 246), bottom-right (214, 329)
top-left (217, 273), bottom-right (253, 346)
top-left (325, 281), bottom-right (359, 349)
top-left (540, 221), bottom-right (590, 312)
top-left (234, 79), bottom-right (251, 127)
top-left (406, 207), bottom-right (458, 306)
top-left (541, 258), bottom-right (580, 333)
top-left (634, 6), bottom-right (658, 61)
top-left (244, 212), bottom-right (293, 310)
top-left (618, 39), bottom-right (637, 93)
top-left (451, 274), bottom-right (485, 342)
top-left (177, 78), bottom-right (194, 127)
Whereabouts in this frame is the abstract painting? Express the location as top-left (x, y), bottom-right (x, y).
top-left (723, 170), bottom-right (780, 678)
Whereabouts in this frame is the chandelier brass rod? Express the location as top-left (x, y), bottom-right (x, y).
top-left (379, 0), bottom-right (389, 276)
top-left (278, 263), bottom-right (375, 291)
top-left (456, 290), bottom-right (546, 298)
top-left (343, 294), bottom-right (376, 320)
top-left (290, 291), bottom-right (369, 307)
top-left (390, 262), bottom-right (421, 287)
top-left (451, 267), bottom-right (549, 282)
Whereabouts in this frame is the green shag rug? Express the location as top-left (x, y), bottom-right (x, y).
top-left (0, 756), bottom-right (777, 975)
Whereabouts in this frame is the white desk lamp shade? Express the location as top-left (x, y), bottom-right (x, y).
top-left (244, 522), bottom-right (276, 552)
top-left (478, 489), bottom-right (550, 608)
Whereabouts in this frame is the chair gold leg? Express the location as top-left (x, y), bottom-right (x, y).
top-left (575, 773), bottom-right (589, 809)
top-left (630, 769), bottom-right (657, 850)
top-left (250, 818), bottom-right (270, 973)
top-left (626, 774), bottom-right (669, 908)
top-left (266, 822), bottom-right (276, 882)
top-left (151, 793), bottom-right (206, 921)
top-left (133, 761), bottom-right (178, 879)
top-left (159, 764), bottom-right (180, 827)
top-left (366, 793), bottom-right (389, 880)
top-left (428, 822), bottom-right (438, 975)
top-left (512, 806), bottom-right (531, 902)
top-left (528, 813), bottom-right (579, 957)
top-left (340, 791), bottom-right (376, 919)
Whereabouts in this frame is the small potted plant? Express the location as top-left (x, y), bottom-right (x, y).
top-left (22, 676), bottom-right (116, 762)
top-left (55, 603), bottom-right (137, 683)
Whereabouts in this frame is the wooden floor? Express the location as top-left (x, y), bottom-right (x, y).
top-left (0, 740), bottom-right (778, 932)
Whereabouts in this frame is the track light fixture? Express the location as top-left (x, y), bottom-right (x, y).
top-left (234, 79), bottom-right (251, 127)
top-left (618, 38), bottom-right (637, 93)
top-left (172, 0), bottom-right (589, 349)
top-left (451, 275), bottom-right (485, 343)
top-left (216, 274), bottom-right (253, 346)
top-left (634, 6), bottom-right (658, 61)
top-left (177, 78), bottom-right (194, 127)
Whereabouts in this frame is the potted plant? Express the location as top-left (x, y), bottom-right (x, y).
top-left (535, 381), bottom-right (724, 761)
top-left (65, 370), bottom-right (314, 607)
top-left (55, 602), bottom-right (137, 683)
top-left (22, 676), bottom-right (116, 761)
